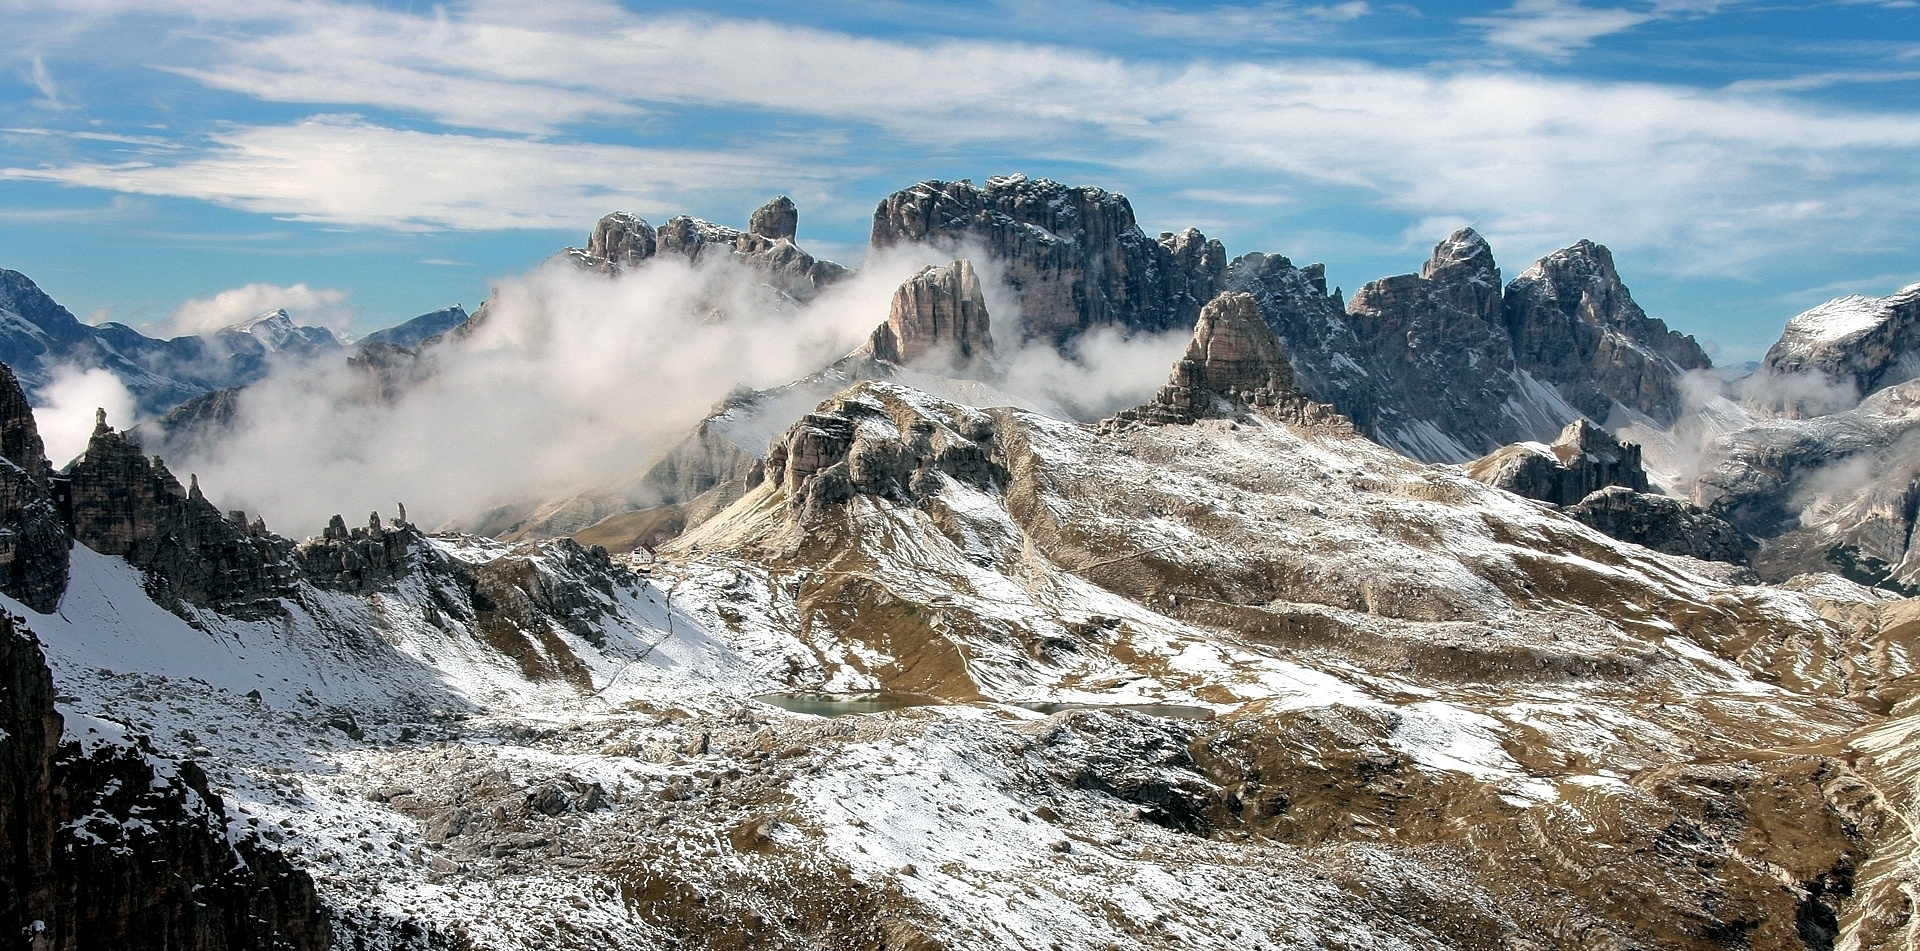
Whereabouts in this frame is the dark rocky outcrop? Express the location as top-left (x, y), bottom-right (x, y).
top-left (294, 510), bottom-right (427, 595)
top-left (67, 413), bottom-right (294, 618)
top-left (868, 260), bottom-right (994, 368)
top-left (567, 202), bottom-right (849, 302)
top-left (748, 196), bottom-right (799, 242)
top-left (1, 614), bottom-right (329, 951)
top-left (1219, 251), bottom-right (1367, 426)
top-left (1501, 240), bottom-right (1711, 425)
top-left (1107, 293), bottom-right (1336, 429)
top-left (1339, 229), bottom-right (1532, 458)
top-left (765, 385), bottom-right (1004, 520)
top-left (870, 175), bottom-right (1225, 345)
top-left (1466, 419), bottom-right (1649, 507)
top-left (1756, 281), bottom-right (1920, 416)
top-left (0, 364), bottom-right (69, 613)
top-left (1563, 486), bottom-right (1754, 565)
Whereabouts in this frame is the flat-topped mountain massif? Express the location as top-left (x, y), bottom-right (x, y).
top-left (2, 173), bottom-right (1918, 950)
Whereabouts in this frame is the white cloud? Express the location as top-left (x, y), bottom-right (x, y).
top-left (167, 281), bottom-right (356, 335)
top-left (4, 1), bottom-right (1920, 278)
top-left (27, 54), bottom-right (65, 109)
top-left (1463, 0), bottom-right (1655, 57)
top-left (32, 365), bottom-right (135, 466)
top-left (1, 115), bottom-right (828, 231)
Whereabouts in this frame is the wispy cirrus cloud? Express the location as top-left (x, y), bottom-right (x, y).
top-left (1463, 0), bottom-right (1655, 57)
top-left (1, 0), bottom-right (1917, 297)
top-left (1, 114), bottom-right (835, 231)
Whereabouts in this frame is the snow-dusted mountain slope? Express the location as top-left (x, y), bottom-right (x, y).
top-left (17, 372), bottom-right (1917, 948)
top-left (8, 287), bottom-right (1920, 948)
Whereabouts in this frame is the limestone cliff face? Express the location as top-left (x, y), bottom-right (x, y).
top-left (1218, 252), bottom-right (1369, 425)
top-left (1502, 240), bottom-right (1710, 425)
top-left (568, 200), bottom-right (849, 302)
top-left (0, 364), bottom-right (69, 613)
top-left (869, 260), bottom-right (995, 368)
top-left (1108, 293), bottom-right (1343, 429)
top-left (0, 614), bottom-right (329, 951)
top-left (1466, 419), bottom-right (1650, 507)
top-left (67, 414), bottom-right (294, 617)
top-left (295, 511), bottom-right (426, 596)
top-left (870, 175), bottom-right (1225, 345)
top-left (1238, 230), bottom-right (1707, 464)
top-left (1342, 229), bottom-right (1529, 458)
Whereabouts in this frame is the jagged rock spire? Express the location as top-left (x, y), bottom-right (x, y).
top-left (869, 260), bottom-right (994, 369)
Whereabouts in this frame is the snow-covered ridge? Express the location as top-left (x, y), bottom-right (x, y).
top-left (1776, 283), bottom-right (1920, 349)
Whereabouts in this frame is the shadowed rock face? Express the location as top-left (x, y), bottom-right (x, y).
top-left (1564, 486), bottom-right (1754, 565)
top-left (870, 174), bottom-right (1225, 345)
top-left (1502, 239), bottom-right (1711, 425)
top-left (1108, 292), bottom-right (1337, 429)
top-left (869, 260), bottom-right (995, 368)
top-left (583, 212), bottom-right (658, 273)
top-left (0, 614), bottom-right (330, 951)
top-left (67, 413), bottom-right (295, 618)
top-left (1237, 230), bottom-right (1709, 463)
top-left (1467, 419), bottom-right (1650, 507)
top-left (764, 387), bottom-right (1004, 521)
top-left (0, 363), bottom-right (68, 613)
top-left (748, 196), bottom-right (799, 241)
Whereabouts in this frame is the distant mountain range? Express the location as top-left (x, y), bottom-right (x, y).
top-left (0, 267), bottom-right (465, 418)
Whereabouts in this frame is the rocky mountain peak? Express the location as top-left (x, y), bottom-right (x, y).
top-left (1421, 227), bottom-right (1499, 287)
top-left (868, 259), bottom-right (994, 369)
top-left (0, 362), bottom-right (69, 612)
top-left (583, 211), bottom-right (658, 272)
top-left (1502, 238), bottom-right (1709, 425)
top-left (563, 204), bottom-right (847, 301)
top-left (763, 383), bottom-right (1003, 521)
top-left (748, 196), bottom-right (799, 241)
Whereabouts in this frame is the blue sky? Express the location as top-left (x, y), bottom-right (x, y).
top-left (2, 0), bottom-right (1917, 361)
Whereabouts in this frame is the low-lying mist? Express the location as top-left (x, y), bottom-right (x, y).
top-left (61, 246), bottom-right (1185, 539)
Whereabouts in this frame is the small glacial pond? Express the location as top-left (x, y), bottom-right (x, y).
top-left (754, 692), bottom-right (941, 717)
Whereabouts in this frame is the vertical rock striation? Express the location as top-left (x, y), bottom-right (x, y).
top-left (868, 260), bottom-right (995, 368)
top-left (1502, 239), bottom-right (1711, 425)
top-left (748, 196), bottom-right (799, 242)
top-left (1107, 293), bottom-right (1339, 428)
top-left (870, 175), bottom-right (1226, 345)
